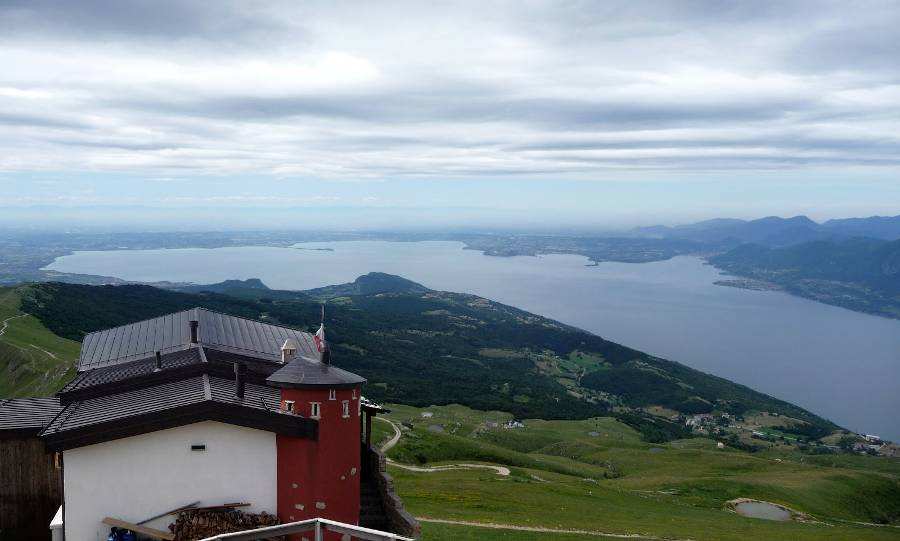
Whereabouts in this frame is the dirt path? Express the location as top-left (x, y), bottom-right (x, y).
top-left (379, 417), bottom-right (403, 453)
top-left (376, 417), bottom-right (511, 476)
top-left (30, 344), bottom-right (58, 359)
top-left (0, 313), bottom-right (27, 338)
top-left (416, 518), bottom-right (693, 540)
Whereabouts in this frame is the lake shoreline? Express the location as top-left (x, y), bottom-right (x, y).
top-left (43, 241), bottom-right (900, 440)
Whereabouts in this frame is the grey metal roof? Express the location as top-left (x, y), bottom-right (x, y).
top-left (78, 308), bottom-right (319, 371)
top-left (0, 397), bottom-right (63, 434)
top-left (267, 357), bottom-right (366, 389)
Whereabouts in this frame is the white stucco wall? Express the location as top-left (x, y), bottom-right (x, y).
top-left (63, 421), bottom-right (277, 541)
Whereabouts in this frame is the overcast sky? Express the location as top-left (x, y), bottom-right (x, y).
top-left (1, 1), bottom-right (899, 228)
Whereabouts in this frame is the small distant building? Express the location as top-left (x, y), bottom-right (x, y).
top-left (504, 420), bottom-right (525, 429)
top-left (852, 442), bottom-right (869, 453)
top-left (421, 412), bottom-right (434, 418)
top-left (685, 414), bottom-right (713, 428)
top-left (864, 434), bottom-right (882, 444)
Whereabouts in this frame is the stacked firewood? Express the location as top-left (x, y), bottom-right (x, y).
top-left (170, 508), bottom-right (280, 540)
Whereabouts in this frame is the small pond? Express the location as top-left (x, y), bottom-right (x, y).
top-left (733, 501), bottom-right (792, 522)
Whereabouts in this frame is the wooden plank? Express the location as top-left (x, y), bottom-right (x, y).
top-left (190, 502), bottom-right (250, 511)
top-left (137, 500), bottom-right (200, 524)
top-left (102, 517), bottom-right (175, 540)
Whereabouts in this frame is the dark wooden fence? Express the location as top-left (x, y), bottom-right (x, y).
top-left (0, 436), bottom-right (61, 541)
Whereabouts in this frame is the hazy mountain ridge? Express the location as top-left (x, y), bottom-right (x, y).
top-left (633, 214), bottom-right (900, 246)
top-left (710, 238), bottom-right (900, 318)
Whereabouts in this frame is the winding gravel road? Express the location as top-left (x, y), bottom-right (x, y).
top-left (376, 417), bottom-right (511, 476)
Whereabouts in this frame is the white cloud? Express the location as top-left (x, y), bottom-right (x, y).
top-left (0, 0), bottom-right (898, 183)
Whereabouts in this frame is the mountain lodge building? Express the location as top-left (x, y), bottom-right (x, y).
top-left (0, 308), bottom-right (417, 540)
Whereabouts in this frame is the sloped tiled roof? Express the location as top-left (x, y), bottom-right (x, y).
top-left (267, 357), bottom-right (366, 389)
top-left (46, 376), bottom-right (208, 435)
top-left (42, 375), bottom-right (313, 450)
top-left (0, 397), bottom-right (62, 435)
top-left (78, 308), bottom-right (319, 371)
top-left (62, 347), bottom-right (204, 394)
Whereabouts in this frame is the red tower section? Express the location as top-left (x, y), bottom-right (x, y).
top-left (266, 352), bottom-right (367, 539)
top-left (276, 386), bottom-right (361, 525)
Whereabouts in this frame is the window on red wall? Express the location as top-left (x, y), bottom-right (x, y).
top-left (310, 402), bottom-right (321, 419)
top-left (341, 400), bottom-right (350, 418)
top-left (328, 389), bottom-right (336, 400)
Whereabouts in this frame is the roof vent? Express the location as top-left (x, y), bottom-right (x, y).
top-left (234, 362), bottom-right (246, 400)
top-left (281, 338), bottom-right (298, 363)
top-left (153, 351), bottom-right (162, 372)
top-left (189, 320), bottom-right (199, 344)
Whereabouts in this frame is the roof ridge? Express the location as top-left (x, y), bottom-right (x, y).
top-left (80, 308), bottom-right (196, 339)
top-left (195, 306), bottom-right (312, 333)
top-left (82, 307), bottom-right (316, 339)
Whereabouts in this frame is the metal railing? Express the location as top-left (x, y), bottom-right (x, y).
top-left (198, 517), bottom-right (415, 541)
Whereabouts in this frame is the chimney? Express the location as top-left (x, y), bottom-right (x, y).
top-left (189, 320), bottom-right (199, 344)
top-left (234, 362), bottom-right (246, 400)
top-left (321, 345), bottom-right (331, 366)
top-left (281, 338), bottom-right (298, 363)
top-left (154, 351), bottom-right (162, 372)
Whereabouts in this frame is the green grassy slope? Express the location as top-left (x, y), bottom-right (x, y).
top-left (381, 404), bottom-right (900, 540)
top-left (0, 287), bottom-right (79, 396)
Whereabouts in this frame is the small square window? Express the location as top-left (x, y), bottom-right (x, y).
top-left (283, 400), bottom-right (295, 413)
top-left (310, 402), bottom-right (321, 419)
top-left (328, 389), bottom-right (336, 400)
top-left (341, 400), bottom-right (350, 419)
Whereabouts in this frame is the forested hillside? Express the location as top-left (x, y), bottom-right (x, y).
top-left (710, 238), bottom-right (900, 318)
top-left (16, 275), bottom-right (837, 442)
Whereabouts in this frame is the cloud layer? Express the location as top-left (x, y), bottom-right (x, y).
top-left (1, 0), bottom-right (899, 182)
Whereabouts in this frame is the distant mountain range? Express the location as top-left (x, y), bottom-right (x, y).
top-left (2, 213), bottom-right (898, 321)
top-left (632, 214), bottom-right (900, 247)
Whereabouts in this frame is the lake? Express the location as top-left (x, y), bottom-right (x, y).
top-left (45, 241), bottom-right (900, 440)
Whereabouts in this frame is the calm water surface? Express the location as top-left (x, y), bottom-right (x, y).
top-left (733, 501), bottom-right (792, 522)
top-left (46, 241), bottom-right (900, 439)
